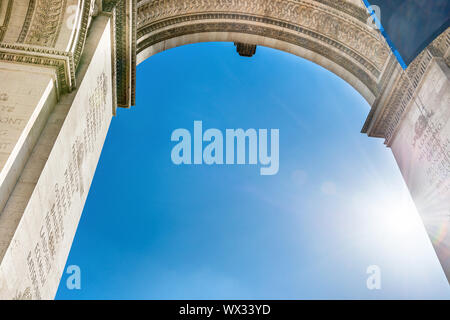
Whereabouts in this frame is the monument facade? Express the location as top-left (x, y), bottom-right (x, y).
top-left (0, 0), bottom-right (448, 299)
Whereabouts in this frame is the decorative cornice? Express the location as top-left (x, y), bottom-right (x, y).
top-left (361, 53), bottom-right (401, 135)
top-left (428, 27), bottom-right (450, 67)
top-left (16, 0), bottom-right (91, 57)
top-left (0, 43), bottom-right (76, 92)
top-left (17, 0), bottom-right (68, 47)
top-left (137, 0), bottom-right (388, 70)
top-left (134, 0), bottom-right (390, 107)
top-left (1, 0), bottom-right (381, 109)
top-left (0, 0), bottom-right (389, 110)
top-left (108, 5), bottom-right (118, 113)
top-left (106, 0), bottom-right (136, 107)
top-left (103, 0), bottom-right (120, 12)
top-left (139, 19), bottom-right (380, 96)
top-left (384, 50), bottom-right (433, 145)
top-left (314, 0), bottom-right (368, 23)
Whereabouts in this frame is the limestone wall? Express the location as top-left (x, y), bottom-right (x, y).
top-left (390, 58), bottom-right (450, 281)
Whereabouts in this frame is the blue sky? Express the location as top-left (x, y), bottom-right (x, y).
top-left (56, 42), bottom-right (450, 299)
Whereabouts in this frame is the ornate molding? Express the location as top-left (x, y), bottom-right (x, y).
top-left (73, 0), bottom-right (96, 66)
top-left (18, 0), bottom-right (68, 47)
top-left (0, 43), bottom-right (76, 92)
top-left (103, 0), bottom-right (119, 11)
top-left (313, 0), bottom-right (368, 22)
top-left (137, 0), bottom-right (388, 71)
top-left (133, 0), bottom-right (390, 105)
top-left (0, 0), bottom-right (98, 94)
top-left (138, 19), bottom-right (379, 96)
top-left (1, 1), bottom-right (386, 108)
top-left (105, 0), bottom-right (136, 107)
top-left (384, 50), bottom-right (433, 144)
top-left (365, 28), bottom-right (450, 143)
top-left (428, 28), bottom-right (450, 67)
top-left (137, 0), bottom-right (369, 23)
top-left (235, 42), bottom-right (256, 57)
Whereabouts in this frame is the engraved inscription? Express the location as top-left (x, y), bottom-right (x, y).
top-left (414, 107), bottom-right (450, 195)
top-left (24, 72), bottom-right (109, 298)
top-left (24, 0), bottom-right (67, 47)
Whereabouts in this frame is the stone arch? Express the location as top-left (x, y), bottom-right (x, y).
top-left (0, 1), bottom-right (448, 299)
top-left (135, 0), bottom-right (393, 105)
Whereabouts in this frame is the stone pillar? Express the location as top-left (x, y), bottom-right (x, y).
top-left (389, 57), bottom-right (450, 281)
top-left (364, 29), bottom-right (450, 282)
top-left (0, 14), bottom-right (114, 300)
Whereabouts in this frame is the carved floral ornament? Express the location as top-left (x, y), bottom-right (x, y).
top-left (137, 0), bottom-right (390, 70)
top-left (0, 0), bottom-right (95, 93)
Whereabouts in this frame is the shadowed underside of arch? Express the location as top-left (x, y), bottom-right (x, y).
top-left (136, 0), bottom-right (394, 106)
